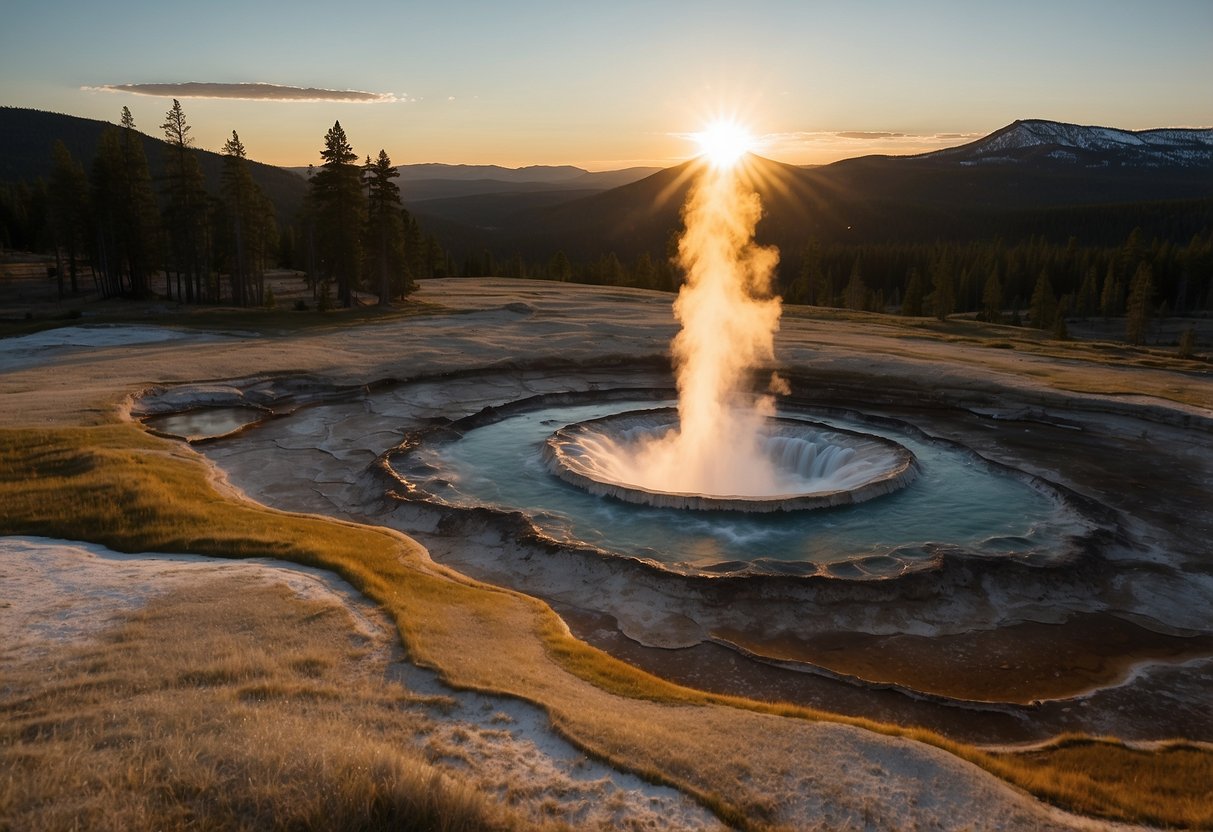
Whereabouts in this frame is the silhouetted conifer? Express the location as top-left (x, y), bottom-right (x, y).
top-left (363, 149), bottom-right (407, 304)
top-left (310, 121), bottom-right (364, 307)
top-left (1126, 262), bottom-right (1154, 345)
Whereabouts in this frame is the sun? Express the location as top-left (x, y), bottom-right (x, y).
top-left (693, 119), bottom-right (755, 169)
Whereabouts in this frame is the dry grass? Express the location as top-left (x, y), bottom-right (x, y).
top-left (0, 580), bottom-right (551, 832)
top-left (985, 736), bottom-right (1213, 829)
top-left (781, 304), bottom-right (1211, 409)
top-left (3, 424), bottom-right (1213, 829)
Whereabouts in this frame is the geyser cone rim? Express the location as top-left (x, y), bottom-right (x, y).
top-left (543, 408), bottom-right (920, 513)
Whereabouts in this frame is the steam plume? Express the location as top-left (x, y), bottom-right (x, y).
top-left (608, 161), bottom-right (787, 496)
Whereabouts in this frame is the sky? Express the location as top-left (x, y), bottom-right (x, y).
top-left (2, 0), bottom-right (1211, 171)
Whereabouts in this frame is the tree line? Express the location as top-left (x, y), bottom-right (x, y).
top-left (467, 224), bottom-right (1210, 347)
top-left (291, 121), bottom-right (445, 307)
top-left (9, 103), bottom-right (279, 305)
top-left (0, 104), bottom-right (456, 307)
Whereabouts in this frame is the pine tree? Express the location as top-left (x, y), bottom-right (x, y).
top-left (981, 267), bottom-right (1003, 323)
top-left (1076, 266), bottom-right (1099, 319)
top-left (600, 252), bottom-right (626, 285)
top-left (1116, 227), bottom-right (1147, 286)
top-left (404, 212), bottom-right (426, 282)
top-left (221, 131), bottom-right (250, 305)
top-left (1030, 269), bottom-right (1057, 330)
top-left (221, 131), bottom-right (276, 305)
top-left (633, 251), bottom-right (657, 289)
top-left (160, 99), bottom-right (208, 302)
top-left (1052, 296), bottom-right (1070, 340)
top-left (424, 235), bottom-right (447, 279)
top-left (930, 256), bottom-right (954, 321)
top-left (47, 141), bottom-right (89, 298)
top-left (798, 240), bottom-right (823, 305)
top-left (362, 149), bottom-right (406, 304)
top-left (549, 250), bottom-right (572, 281)
top-left (117, 108), bottom-right (160, 297)
top-left (1126, 262), bottom-right (1154, 345)
top-left (843, 257), bottom-right (867, 310)
top-left (819, 266), bottom-right (837, 308)
top-left (310, 121), bottom-right (364, 307)
top-left (89, 129), bottom-right (124, 297)
top-left (902, 267), bottom-right (924, 316)
top-left (90, 112), bottom-right (159, 298)
top-left (957, 267), bottom-right (974, 314)
top-left (1052, 314), bottom-right (1069, 341)
top-left (1100, 261), bottom-right (1121, 319)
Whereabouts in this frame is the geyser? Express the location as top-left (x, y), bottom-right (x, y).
top-left (564, 137), bottom-right (799, 503)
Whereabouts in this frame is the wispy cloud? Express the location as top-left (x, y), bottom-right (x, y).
top-left (86, 82), bottom-right (399, 103)
top-left (835, 130), bottom-right (907, 140)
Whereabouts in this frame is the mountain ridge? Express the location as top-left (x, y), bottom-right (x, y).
top-left (434, 120), bottom-right (1213, 262)
top-left (2, 108), bottom-right (1209, 264)
top-left (921, 118), bottom-right (1213, 167)
top-left (0, 106), bottom-right (309, 219)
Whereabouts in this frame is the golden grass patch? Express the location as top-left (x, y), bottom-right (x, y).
top-left (0, 580), bottom-right (549, 832)
top-left (986, 737), bottom-right (1213, 829)
top-left (2, 424), bottom-right (1211, 828)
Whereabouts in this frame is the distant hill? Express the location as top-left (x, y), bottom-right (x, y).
top-left (926, 118), bottom-right (1213, 168)
top-left (286, 162), bottom-right (661, 202)
top-left (415, 119), bottom-right (1213, 264)
top-left (0, 107), bottom-right (309, 220)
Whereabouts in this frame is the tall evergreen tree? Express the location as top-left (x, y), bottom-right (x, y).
top-left (843, 257), bottom-right (867, 310)
top-left (981, 267), bottom-right (1003, 323)
top-left (929, 255), bottom-right (954, 320)
top-left (119, 107), bottom-right (159, 297)
top-left (1076, 266), bottom-right (1099, 319)
top-left (160, 99), bottom-right (208, 302)
top-left (1052, 295), bottom-right (1070, 340)
top-left (902, 267), bottom-right (924, 316)
top-left (90, 111), bottom-right (159, 298)
top-left (1030, 269), bottom-right (1057, 330)
top-left (800, 240), bottom-right (824, 305)
top-left (220, 131), bottom-right (276, 305)
top-left (362, 149), bottom-right (407, 304)
top-left (1126, 262), bottom-right (1154, 345)
top-left (221, 131), bottom-right (251, 305)
top-left (403, 211), bottom-right (426, 281)
top-left (548, 250), bottom-right (572, 281)
top-left (89, 129), bottom-right (125, 297)
top-left (47, 141), bottom-right (89, 298)
top-left (1100, 261), bottom-right (1121, 319)
top-left (309, 121), bottom-right (364, 307)
top-left (633, 251), bottom-right (657, 289)
top-left (1116, 227), bottom-right (1147, 286)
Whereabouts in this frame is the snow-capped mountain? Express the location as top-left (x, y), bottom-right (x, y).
top-left (925, 119), bottom-right (1213, 168)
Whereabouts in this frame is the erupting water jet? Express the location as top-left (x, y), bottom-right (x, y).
top-left (545, 122), bottom-right (911, 508)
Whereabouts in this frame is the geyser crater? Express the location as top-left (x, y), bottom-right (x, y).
top-left (543, 408), bottom-right (919, 512)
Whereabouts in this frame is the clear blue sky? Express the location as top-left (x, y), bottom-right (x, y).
top-left (2, 0), bottom-right (1210, 169)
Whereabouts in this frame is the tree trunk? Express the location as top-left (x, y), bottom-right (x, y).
top-left (54, 247), bottom-right (64, 301)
